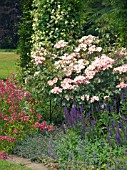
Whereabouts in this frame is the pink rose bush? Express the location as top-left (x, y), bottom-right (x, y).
top-left (0, 76), bottom-right (53, 158)
top-left (29, 35), bottom-right (127, 107)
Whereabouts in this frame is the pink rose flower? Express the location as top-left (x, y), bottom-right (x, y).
top-left (116, 82), bottom-right (127, 89)
top-left (54, 40), bottom-right (68, 49)
top-left (51, 87), bottom-right (62, 94)
top-left (48, 80), bottom-right (54, 86)
top-left (90, 96), bottom-right (99, 103)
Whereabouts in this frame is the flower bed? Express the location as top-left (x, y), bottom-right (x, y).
top-left (1, 35), bottom-right (127, 169)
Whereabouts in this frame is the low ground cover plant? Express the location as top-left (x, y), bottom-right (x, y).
top-left (13, 129), bottom-right (127, 170)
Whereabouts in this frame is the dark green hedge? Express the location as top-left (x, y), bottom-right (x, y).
top-left (17, 0), bottom-right (33, 68)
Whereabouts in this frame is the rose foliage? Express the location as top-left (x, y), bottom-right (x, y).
top-left (25, 35), bottom-right (127, 112)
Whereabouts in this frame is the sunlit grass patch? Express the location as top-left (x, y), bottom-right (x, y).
top-left (0, 159), bottom-right (31, 170)
top-left (0, 52), bottom-right (19, 79)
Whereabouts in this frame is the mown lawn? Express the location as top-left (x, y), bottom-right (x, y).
top-left (0, 159), bottom-right (31, 170)
top-left (0, 52), bottom-right (19, 79)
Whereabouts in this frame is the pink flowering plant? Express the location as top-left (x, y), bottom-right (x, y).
top-left (0, 75), bottom-right (53, 158)
top-left (28, 35), bottom-right (127, 110)
top-left (23, 42), bottom-right (63, 121)
top-left (0, 150), bottom-right (7, 160)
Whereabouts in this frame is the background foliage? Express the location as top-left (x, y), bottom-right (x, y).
top-left (17, 0), bottom-right (127, 70)
top-left (0, 0), bottom-right (21, 49)
top-left (82, 0), bottom-right (127, 47)
top-left (1, 0), bottom-right (127, 52)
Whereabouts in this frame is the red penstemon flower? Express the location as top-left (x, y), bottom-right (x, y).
top-left (0, 136), bottom-right (16, 142)
top-left (0, 150), bottom-right (7, 160)
top-left (0, 76), bottom-right (54, 157)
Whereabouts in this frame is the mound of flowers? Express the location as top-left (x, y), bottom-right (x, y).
top-left (0, 75), bottom-right (53, 159)
top-left (26, 35), bottom-right (127, 109)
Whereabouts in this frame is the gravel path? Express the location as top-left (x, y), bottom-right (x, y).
top-left (7, 155), bottom-right (51, 170)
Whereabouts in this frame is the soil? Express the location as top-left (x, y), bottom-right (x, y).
top-left (7, 155), bottom-right (54, 170)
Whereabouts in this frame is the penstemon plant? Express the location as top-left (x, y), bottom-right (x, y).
top-left (0, 75), bottom-right (53, 158)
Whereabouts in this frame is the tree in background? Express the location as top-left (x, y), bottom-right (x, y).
top-left (109, 0), bottom-right (127, 46)
top-left (0, 0), bottom-right (21, 49)
top-left (82, 0), bottom-right (127, 47)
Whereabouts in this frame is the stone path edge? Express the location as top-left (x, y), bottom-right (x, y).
top-left (7, 155), bottom-right (52, 170)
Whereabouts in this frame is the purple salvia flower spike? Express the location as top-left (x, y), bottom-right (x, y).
top-left (115, 132), bottom-right (121, 146)
top-left (114, 100), bottom-right (117, 106)
top-left (91, 119), bottom-right (96, 127)
top-left (121, 92), bottom-right (124, 101)
top-left (110, 105), bottom-right (113, 112)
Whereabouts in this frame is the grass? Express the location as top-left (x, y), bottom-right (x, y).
top-left (0, 49), bottom-right (17, 52)
top-left (0, 51), bottom-right (19, 80)
top-left (0, 159), bottom-right (31, 170)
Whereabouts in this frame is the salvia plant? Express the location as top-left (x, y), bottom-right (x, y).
top-left (63, 88), bottom-right (127, 146)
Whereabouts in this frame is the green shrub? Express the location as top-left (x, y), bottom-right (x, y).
top-left (18, 0), bottom-right (85, 71)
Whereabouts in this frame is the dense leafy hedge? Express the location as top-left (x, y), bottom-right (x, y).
top-left (18, 0), bottom-right (85, 69)
top-left (17, 0), bottom-right (33, 68)
top-left (31, 0), bottom-right (85, 52)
